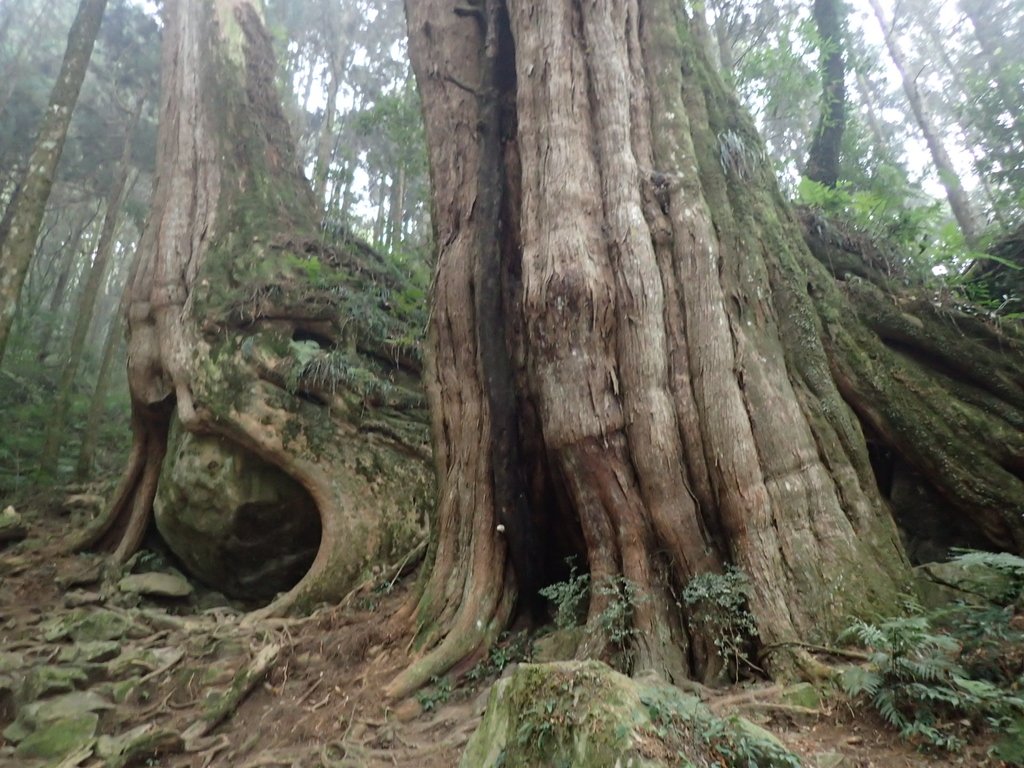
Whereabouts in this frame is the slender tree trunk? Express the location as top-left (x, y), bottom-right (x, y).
top-left (372, 179), bottom-right (387, 246)
top-left (709, 1), bottom-right (735, 78)
top-left (0, 2), bottom-right (48, 120)
top-left (804, 0), bottom-right (846, 187)
top-left (852, 67), bottom-right (896, 165)
top-left (916, 18), bottom-right (1012, 228)
top-left (0, 0), bottom-right (109, 366)
top-left (311, 61), bottom-right (339, 210)
top-left (338, 167), bottom-right (354, 223)
top-left (0, 1), bottom-right (14, 48)
top-left (867, 0), bottom-right (978, 245)
top-left (299, 54), bottom-right (317, 112)
top-left (75, 245), bottom-right (143, 481)
top-left (37, 205), bottom-right (101, 356)
top-left (325, 156), bottom-right (345, 221)
top-left (386, 166), bottom-right (406, 253)
top-left (38, 98), bottom-right (142, 477)
top-left (959, 0), bottom-right (1024, 149)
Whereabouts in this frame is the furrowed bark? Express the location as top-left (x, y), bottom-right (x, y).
top-left (397, 0), bottom-right (914, 694)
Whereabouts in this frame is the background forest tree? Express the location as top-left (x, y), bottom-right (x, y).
top-left (0, 0), bottom-right (1022, 713)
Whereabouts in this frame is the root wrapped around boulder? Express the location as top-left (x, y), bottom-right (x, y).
top-left (76, 0), bottom-right (433, 612)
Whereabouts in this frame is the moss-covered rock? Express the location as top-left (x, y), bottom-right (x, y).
top-left (118, 570), bottom-right (194, 599)
top-left (780, 682), bottom-right (821, 709)
top-left (57, 641), bottom-right (122, 665)
top-left (461, 661), bottom-right (800, 767)
top-left (95, 722), bottom-right (183, 767)
top-left (0, 652), bottom-right (24, 674)
top-left (18, 665), bottom-right (88, 702)
top-left (0, 505), bottom-right (27, 547)
top-left (154, 429), bottom-right (321, 599)
top-left (12, 712), bottom-right (98, 760)
top-left (42, 608), bottom-right (137, 643)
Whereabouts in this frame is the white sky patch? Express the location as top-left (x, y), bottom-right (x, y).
top-left (848, 0), bottom-right (979, 196)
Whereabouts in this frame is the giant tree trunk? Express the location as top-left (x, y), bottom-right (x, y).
top-left (0, 0), bottom-right (108, 366)
top-left (391, 0), bottom-right (1024, 697)
top-left (392, 0), bottom-right (907, 696)
top-left (79, 0), bottom-right (432, 612)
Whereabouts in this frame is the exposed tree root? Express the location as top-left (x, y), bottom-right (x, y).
top-left (182, 642), bottom-right (282, 746)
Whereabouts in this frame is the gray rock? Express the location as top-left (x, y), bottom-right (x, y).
top-left (915, 560), bottom-right (991, 609)
top-left (22, 690), bottom-right (114, 724)
top-left (13, 712), bottom-right (98, 760)
top-left (63, 493), bottom-right (105, 515)
top-left (118, 571), bottom-right (194, 599)
top-left (780, 682), bottom-right (821, 709)
top-left (532, 627), bottom-right (583, 663)
top-left (18, 665), bottom-right (89, 702)
top-left (0, 505), bottom-right (27, 545)
top-left (0, 652), bottom-right (25, 674)
top-left (96, 723), bottom-right (183, 766)
top-left (153, 431), bottom-right (321, 599)
top-left (64, 590), bottom-right (103, 607)
top-left (43, 609), bottom-right (134, 642)
top-left (58, 641), bottom-right (121, 664)
top-left (815, 750), bottom-right (850, 768)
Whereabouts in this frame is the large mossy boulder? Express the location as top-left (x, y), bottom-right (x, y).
top-left (461, 661), bottom-right (799, 767)
top-left (154, 430), bottom-right (321, 599)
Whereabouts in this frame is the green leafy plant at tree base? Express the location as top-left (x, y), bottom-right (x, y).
top-left (415, 676), bottom-right (452, 712)
top-left (644, 694), bottom-right (803, 768)
top-left (681, 566), bottom-right (760, 681)
top-left (539, 562), bottom-right (591, 631)
top-left (466, 631), bottom-right (533, 683)
top-left (538, 561), bottom-right (646, 672)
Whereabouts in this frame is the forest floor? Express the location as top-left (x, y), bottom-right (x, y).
top-left (0, 486), bottom-right (1005, 768)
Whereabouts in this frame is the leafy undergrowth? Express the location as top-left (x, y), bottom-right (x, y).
top-left (0, 353), bottom-right (131, 494)
top-left (0, 492), bottom-right (1013, 767)
top-left (840, 552), bottom-right (1024, 763)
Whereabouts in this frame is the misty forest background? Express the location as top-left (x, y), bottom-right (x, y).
top-left (0, 0), bottom-right (1021, 492)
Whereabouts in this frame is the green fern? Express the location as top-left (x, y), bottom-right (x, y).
top-left (841, 612), bottom-right (1024, 752)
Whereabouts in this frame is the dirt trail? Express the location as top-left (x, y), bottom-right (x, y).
top-left (0, 490), bottom-right (1002, 767)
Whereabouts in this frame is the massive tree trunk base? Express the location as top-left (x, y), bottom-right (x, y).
top-left (80, 0), bottom-right (433, 613)
top-left (72, 402), bottom-right (173, 562)
top-left (77, 237), bottom-right (435, 612)
top-left (390, 0), bottom-right (1024, 698)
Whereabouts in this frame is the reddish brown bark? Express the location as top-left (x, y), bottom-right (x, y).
top-left (390, 0), bottom-right (913, 696)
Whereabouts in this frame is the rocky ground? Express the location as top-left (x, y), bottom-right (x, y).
top-left (0, 487), bottom-right (1006, 767)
